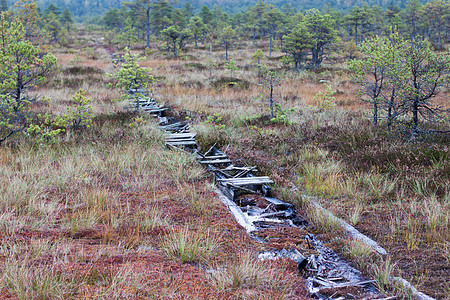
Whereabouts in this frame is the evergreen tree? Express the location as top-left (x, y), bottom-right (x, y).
top-left (108, 49), bottom-right (155, 103)
top-left (403, 0), bottom-right (422, 39)
top-left (172, 8), bottom-right (186, 29)
top-left (264, 5), bottom-right (284, 57)
top-left (127, 0), bottom-right (156, 48)
top-left (219, 25), bottom-right (236, 61)
top-left (304, 9), bottom-right (338, 69)
top-left (162, 25), bottom-right (191, 58)
top-left (247, 0), bottom-right (266, 47)
top-left (150, 0), bottom-right (173, 36)
top-left (43, 3), bottom-right (61, 20)
top-left (188, 15), bottom-right (206, 48)
top-left (346, 6), bottom-right (367, 44)
top-left (44, 12), bottom-right (60, 43)
top-left (182, 2), bottom-right (194, 20)
top-left (60, 8), bottom-right (73, 30)
top-left (13, 0), bottom-right (42, 43)
top-left (103, 8), bottom-right (122, 30)
top-left (282, 22), bottom-right (312, 70)
top-left (198, 5), bottom-right (213, 26)
top-left (121, 16), bottom-right (139, 49)
top-left (0, 14), bottom-right (57, 144)
top-left (349, 34), bottom-right (405, 126)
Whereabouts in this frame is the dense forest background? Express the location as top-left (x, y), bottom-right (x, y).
top-left (6, 0), bottom-right (433, 18)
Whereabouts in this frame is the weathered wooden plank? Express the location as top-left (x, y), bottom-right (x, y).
top-left (166, 140), bottom-right (196, 145)
top-left (203, 143), bottom-right (217, 156)
top-left (165, 136), bottom-right (195, 140)
top-left (166, 143), bottom-right (192, 154)
top-left (222, 166), bottom-right (257, 172)
top-left (160, 122), bottom-right (187, 129)
top-left (232, 168), bottom-right (255, 178)
top-left (165, 141), bottom-right (197, 146)
top-left (199, 159), bottom-right (232, 164)
top-left (201, 155), bottom-right (229, 160)
top-left (264, 197), bottom-right (293, 209)
top-left (143, 108), bottom-right (169, 113)
top-left (218, 177), bottom-right (273, 185)
top-left (166, 133), bottom-right (197, 139)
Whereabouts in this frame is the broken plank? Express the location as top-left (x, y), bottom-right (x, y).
top-left (165, 138), bottom-right (196, 142)
top-left (264, 197), bottom-right (293, 209)
top-left (166, 143), bottom-right (192, 154)
top-left (218, 177), bottom-right (274, 185)
top-left (201, 155), bottom-right (229, 160)
top-left (166, 133), bottom-right (197, 139)
top-left (199, 159), bottom-right (232, 164)
top-left (165, 141), bottom-right (197, 146)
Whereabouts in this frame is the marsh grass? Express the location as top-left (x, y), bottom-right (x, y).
top-left (175, 182), bottom-right (217, 216)
top-left (211, 252), bottom-right (288, 292)
top-left (299, 160), bottom-right (343, 197)
top-left (307, 205), bottom-right (343, 234)
top-left (372, 257), bottom-right (396, 294)
top-left (160, 227), bottom-right (220, 264)
top-left (344, 239), bottom-right (375, 272)
top-left (2, 258), bottom-right (78, 300)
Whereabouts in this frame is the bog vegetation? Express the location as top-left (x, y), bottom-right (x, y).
top-left (0, 0), bottom-right (448, 299)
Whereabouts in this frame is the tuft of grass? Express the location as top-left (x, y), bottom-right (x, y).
top-left (372, 257), bottom-right (396, 294)
top-left (422, 195), bottom-right (448, 239)
top-left (344, 239), bottom-right (375, 272)
top-left (161, 151), bottom-right (206, 185)
top-left (361, 172), bottom-right (397, 200)
top-left (348, 202), bottom-right (363, 226)
top-left (2, 258), bottom-right (78, 299)
top-left (176, 183), bottom-right (217, 216)
top-left (160, 227), bottom-right (219, 264)
top-left (135, 206), bottom-right (171, 231)
top-left (307, 205), bottom-right (343, 234)
top-left (299, 160), bottom-right (343, 197)
top-left (63, 210), bottom-right (99, 237)
top-left (404, 216), bottom-right (421, 250)
top-left (211, 252), bottom-right (270, 290)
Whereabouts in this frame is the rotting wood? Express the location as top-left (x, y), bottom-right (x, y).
top-left (391, 277), bottom-right (436, 300)
top-left (166, 133), bottom-right (197, 139)
top-left (307, 197), bottom-right (388, 255)
top-left (165, 140), bottom-right (197, 146)
top-left (199, 159), bottom-right (232, 164)
top-left (218, 176), bottom-right (274, 185)
top-left (116, 80), bottom-right (435, 300)
top-left (215, 187), bottom-right (257, 232)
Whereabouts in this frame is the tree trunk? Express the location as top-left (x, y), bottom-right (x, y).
top-left (387, 88), bottom-right (395, 130)
top-left (252, 29), bottom-right (256, 47)
top-left (412, 98), bottom-right (419, 136)
top-left (225, 44), bottom-right (228, 61)
top-left (173, 40), bottom-right (177, 58)
top-left (269, 84), bottom-right (274, 119)
top-left (146, 9), bottom-right (150, 48)
top-left (373, 101), bottom-right (378, 126)
top-left (269, 31), bottom-right (273, 58)
top-left (312, 46), bottom-right (319, 69)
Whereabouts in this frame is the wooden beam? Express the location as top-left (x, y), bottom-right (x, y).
top-left (199, 159), bottom-right (232, 164)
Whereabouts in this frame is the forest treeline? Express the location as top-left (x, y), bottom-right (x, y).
top-left (100, 0), bottom-right (449, 52)
top-left (4, 0), bottom-right (440, 18)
